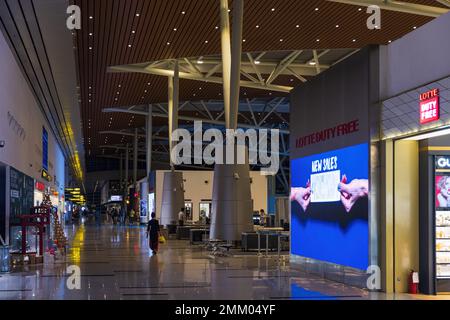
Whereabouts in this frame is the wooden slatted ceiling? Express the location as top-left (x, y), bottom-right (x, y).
top-left (73, 0), bottom-right (442, 156)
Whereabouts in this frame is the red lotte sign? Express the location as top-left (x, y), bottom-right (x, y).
top-left (420, 89), bottom-right (440, 124)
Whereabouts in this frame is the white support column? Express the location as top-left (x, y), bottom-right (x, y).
top-left (168, 61), bottom-right (179, 169)
top-left (220, 0), bottom-right (232, 129)
top-left (119, 153), bottom-right (123, 190)
top-left (133, 128), bottom-right (138, 187)
top-left (230, 0), bottom-right (244, 130)
top-left (146, 104), bottom-right (153, 178)
top-left (125, 144), bottom-right (129, 205)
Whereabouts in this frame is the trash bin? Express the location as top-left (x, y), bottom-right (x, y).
top-left (0, 246), bottom-right (10, 273)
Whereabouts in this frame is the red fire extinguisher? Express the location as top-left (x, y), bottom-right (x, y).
top-left (408, 270), bottom-right (419, 294)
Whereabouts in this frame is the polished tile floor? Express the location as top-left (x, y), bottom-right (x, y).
top-left (0, 221), bottom-right (447, 300)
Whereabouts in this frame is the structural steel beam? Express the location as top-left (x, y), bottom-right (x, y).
top-left (230, 0), bottom-right (244, 130)
top-left (102, 109), bottom-right (290, 134)
top-left (108, 64), bottom-right (293, 93)
top-left (436, 0), bottom-right (450, 8)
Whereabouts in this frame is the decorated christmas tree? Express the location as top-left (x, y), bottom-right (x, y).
top-left (42, 191), bottom-right (67, 255)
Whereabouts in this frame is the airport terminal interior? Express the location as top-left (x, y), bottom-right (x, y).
top-left (1, 0), bottom-right (450, 301)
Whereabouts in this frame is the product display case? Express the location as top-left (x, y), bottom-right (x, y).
top-left (436, 211), bottom-right (450, 278)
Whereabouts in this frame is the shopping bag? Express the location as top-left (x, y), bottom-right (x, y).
top-left (158, 235), bottom-right (166, 244)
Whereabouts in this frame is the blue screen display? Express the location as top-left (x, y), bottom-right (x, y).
top-left (42, 127), bottom-right (48, 171)
top-left (291, 143), bottom-right (369, 270)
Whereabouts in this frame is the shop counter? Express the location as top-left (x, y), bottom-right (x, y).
top-left (190, 229), bottom-right (210, 245)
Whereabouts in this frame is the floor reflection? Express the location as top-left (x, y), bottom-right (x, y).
top-left (0, 222), bottom-right (447, 300)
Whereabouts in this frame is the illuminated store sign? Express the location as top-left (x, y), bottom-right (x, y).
top-left (35, 182), bottom-right (45, 192)
top-left (420, 89), bottom-right (440, 124)
top-left (295, 120), bottom-right (360, 149)
top-left (436, 156), bottom-right (450, 170)
top-left (41, 169), bottom-right (52, 182)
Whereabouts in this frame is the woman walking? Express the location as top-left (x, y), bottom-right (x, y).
top-left (147, 212), bottom-right (161, 255)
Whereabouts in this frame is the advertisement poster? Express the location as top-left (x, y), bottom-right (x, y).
top-left (290, 143), bottom-right (369, 270)
top-left (436, 175), bottom-right (450, 209)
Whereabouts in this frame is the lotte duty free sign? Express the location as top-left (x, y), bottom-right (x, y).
top-left (420, 89), bottom-right (440, 124)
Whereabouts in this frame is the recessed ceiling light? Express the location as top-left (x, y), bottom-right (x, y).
top-left (128, 44), bottom-right (132, 48)
top-left (388, 40), bottom-right (392, 43)
top-left (336, 25), bottom-right (339, 28)
top-left (309, 61), bottom-right (317, 66)
top-left (205, 40), bottom-right (208, 44)
top-left (89, 16), bottom-right (93, 19)
top-left (413, 26), bottom-right (417, 29)
top-left (279, 39), bottom-right (283, 42)
top-left (271, 8), bottom-right (275, 12)
top-left (167, 42), bottom-right (170, 45)
top-left (296, 25), bottom-right (300, 28)
top-left (215, 26), bottom-right (219, 30)
top-left (358, 8), bottom-right (362, 11)
top-left (147, 82), bottom-right (151, 85)
top-left (132, 30), bottom-right (136, 34)
top-left (256, 25), bottom-right (260, 28)
top-left (89, 46), bottom-right (92, 50)
top-left (316, 39), bottom-right (320, 42)
top-left (352, 39), bottom-right (356, 42)
top-left (181, 11), bottom-right (186, 15)
top-left (315, 7), bottom-right (319, 11)
top-left (136, 13), bottom-right (140, 17)
top-left (89, 33), bottom-right (93, 36)
top-left (254, 60), bottom-right (261, 65)
top-left (243, 39), bottom-right (246, 42)
top-left (173, 28), bottom-right (177, 31)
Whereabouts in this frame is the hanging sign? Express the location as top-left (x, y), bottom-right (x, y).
top-left (420, 89), bottom-right (440, 124)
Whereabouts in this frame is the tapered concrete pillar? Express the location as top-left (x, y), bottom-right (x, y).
top-left (210, 0), bottom-right (252, 242)
top-left (161, 61), bottom-right (184, 226)
top-left (125, 144), bottom-right (129, 189)
top-left (133, 128), bottom-right (138, 188)
top-left (146, 105), bottom-right (153, 178)
top-left (210, 149), bottom-right (254, 241)
top-left (124, 144), bottom-right (129, 214)
top-left (160, 171), bottom-right (185, 226)
top-left (119, 153), bottom-right (123, 190)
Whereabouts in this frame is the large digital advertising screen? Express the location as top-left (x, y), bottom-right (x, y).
top-left (291, 143), bottom-right (369, 270)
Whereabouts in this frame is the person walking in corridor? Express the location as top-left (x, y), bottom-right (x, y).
top-left (147, 212), bottom-right (161, 255)
top-left (178, 208), bottom-right (185, 227)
